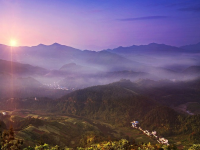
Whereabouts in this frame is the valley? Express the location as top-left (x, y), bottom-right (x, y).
top-left (1, 78), bottom-right (200, 149)
top-left (1, 109), bottom-right (156, 149)
top-left (1, 42), bottom-right (200, 149)
top-left (1, 1), bottom-right (200, 149)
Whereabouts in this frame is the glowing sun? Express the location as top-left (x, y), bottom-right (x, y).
top-left (10, 40), bottom-right (17, 47)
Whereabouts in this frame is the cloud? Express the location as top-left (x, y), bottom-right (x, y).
top-left (178, 5), bottom-right (200, 12)
top-left (117, 16), bottom-right (168, 21)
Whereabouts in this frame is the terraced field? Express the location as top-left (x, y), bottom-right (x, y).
top-left (1, 109), bottom-right (156, 148)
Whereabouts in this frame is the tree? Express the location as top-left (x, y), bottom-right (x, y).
top-left (0, 126), bottom-right (23, 150)
top-left (189, 144), bottom-right (200, 150)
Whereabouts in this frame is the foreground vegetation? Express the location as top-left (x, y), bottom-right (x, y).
top-left (1, 79), bottom-right (200, 149)
top-left (0, 127), bottom-right (180, 150)
top-left (1, 112), bottom-right (200, 150)
top-left (1, 130), bottom-right (200, 150)
top-left (24, 139), bottom-right (177, 150)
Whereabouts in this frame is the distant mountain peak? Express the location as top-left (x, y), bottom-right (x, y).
top-left (36, 43), bottom-right (63, 47)
top-left (37, 44), bottom-right (47, 47)
top-left (51, 42), bottom-right (62, 46)
top-left (148, 43), bottom-right (157, 45)
top-left (180, 42), bottom-right (200, 53)
top-left (181, 42), bottom-right (200, 47)
top-left (148, 43), bottom-right (167, 46)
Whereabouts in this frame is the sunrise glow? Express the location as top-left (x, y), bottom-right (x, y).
top-left (10, 40), bottom-right (17, 47)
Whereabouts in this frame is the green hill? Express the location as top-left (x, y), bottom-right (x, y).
top-left (57, 80), bottom-right (158, 127)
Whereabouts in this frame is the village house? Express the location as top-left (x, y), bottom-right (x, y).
top-left (131, 121), bottom-right (139, 128)
top-left (2, 112), bottom-right (7, 116)
top-left (130, 120), bottom-right (169, 145)
top-left (158, 137), bottom-right (169, 145)
top-left (139, 127), bottom-right (143, 131)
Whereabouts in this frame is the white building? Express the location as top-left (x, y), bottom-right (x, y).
top-left (2, 112), bottom-right (7, 116)
top-left (131, 121), bottom-right (139, 128)
top-left (158, 137), bottom-right (169, 145)
top-left (152, 131), bottom-right (156, 135)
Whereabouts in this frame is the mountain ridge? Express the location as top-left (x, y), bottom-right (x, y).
top-left (1, 41), bottom-right (200, 52)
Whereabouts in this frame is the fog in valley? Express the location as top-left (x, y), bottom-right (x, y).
top-left (0, 42), bottom-right (200, 99)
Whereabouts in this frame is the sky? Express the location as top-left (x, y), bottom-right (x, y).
top-left (0, 0), bottom-right (200, 50)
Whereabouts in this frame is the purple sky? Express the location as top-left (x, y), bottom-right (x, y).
top-left (0, 0), bottom-right (200, 50)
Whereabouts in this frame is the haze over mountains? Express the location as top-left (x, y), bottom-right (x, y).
top-left (1, 42), bottom-right (200, 148)
top-left (2, 79), bottom-right (200, 146)
top-left (0, 42), bottom-right (200, 98)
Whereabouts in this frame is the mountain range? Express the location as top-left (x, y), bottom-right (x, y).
top-left (1, 79), bottom-right (200, 143)
top-left (1, 42), bottom-right (200, 148)
top-left (1, 42), bottom-right (200, 70)
top-left (0, 42), bottom-right (200, 94)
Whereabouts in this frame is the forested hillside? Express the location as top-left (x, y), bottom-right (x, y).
top-left (1, 79), bottom-right (200, 149)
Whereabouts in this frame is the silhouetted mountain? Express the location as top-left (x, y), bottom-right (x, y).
top-left (107, 43), bottom-right (184, 56)
top-left (0, 59), bottom-right (48, 76)
top-left (182, 66), bottom-right (200, 74)
top-left (106, 43), bottom-right (200, 72)
top-left (0, 64), bottom-right (43, 90)
top-left (1, 42), bottom-right (200, 84)
top-left (0, 43), bottom-right (137, 71)
top-left (180, 42), bottom-right (200, 53)
top-left (0, 74), bottom-right (70, 98)
top-left (0, 75), bottom-right (42, 98)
